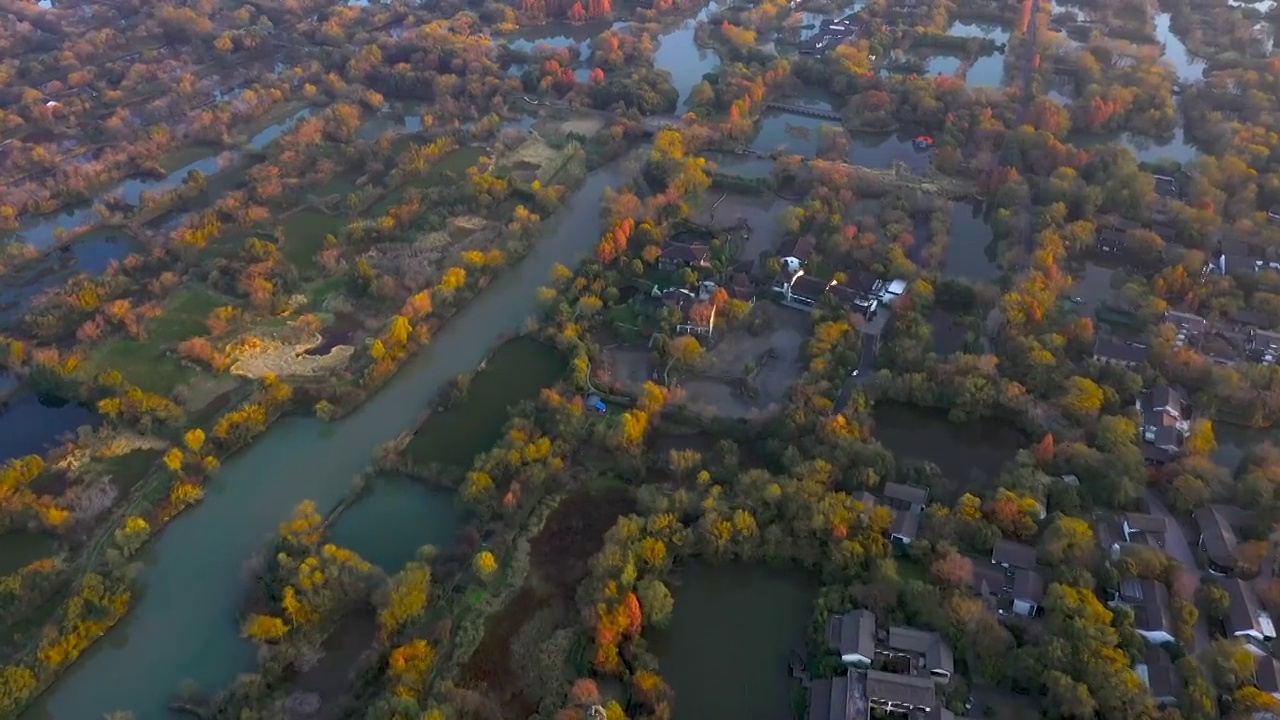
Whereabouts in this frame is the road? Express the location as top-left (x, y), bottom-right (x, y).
top-left (1144, 488), bottom-right (1212, 653)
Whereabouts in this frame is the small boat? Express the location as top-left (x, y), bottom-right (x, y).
top-left (912, 135), bottom-right (935, 151)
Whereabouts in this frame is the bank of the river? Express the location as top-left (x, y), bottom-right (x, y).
top-left (652, 564), bottom-right (814, 720)
top-left (23, 158), bottom-right (627, 720)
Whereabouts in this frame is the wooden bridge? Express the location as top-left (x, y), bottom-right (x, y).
top-left (764, 102), bottom-right (844, 121)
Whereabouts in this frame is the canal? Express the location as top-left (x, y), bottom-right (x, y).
top-left (26, 159), bottom-right (627, 720)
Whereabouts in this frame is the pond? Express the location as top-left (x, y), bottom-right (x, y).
top-left (0, 231), bottom-right (139, 324)
top-left (848, 132), bottom-right (932, 172)
top-left (653, 18), bottom-right (721, 113)
top-left (653, 564), bottom-right (814, 720)
top-left (753, 109), bottom-right (840, 158)
top-left (942, 201), bottom-right (999, 282)
top-left (404, 337), bottom-right (567, 468)
top-left (872, 402), bottom-right (1024, 498)
top-left (326, 476), bottom-right (462, 573)
top-left (0, 533), bottom-right (58, 576)
top-left (0, 394), bottom-right (99, 464)
top-left (949, 21), bottom-right (1009, 88)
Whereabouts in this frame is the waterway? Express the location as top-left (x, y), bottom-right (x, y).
top-left (653, 15), bottom-right (721, 113)
top-left (26, 157), bottom-right (627, 720)
top-left (0, 394), bottom-right (99, 465)
top-left (246, 107), bottom-right (315, 151)
top-left (326, 476), bottom-right (462, 573)
top-left (1154, 12), bottom-right (1205, 83)
top-left (942, 201), bottom-right (999, 282)
top-left (653, 564), bottom-right (814, 720)
top-left (405, 337), bottom-right (566, 468)
top-left (872, 402), bottom-right (1023, 499)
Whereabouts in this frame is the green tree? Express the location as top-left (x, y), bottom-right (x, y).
top-left (636, 579), bottom-right (674, 628)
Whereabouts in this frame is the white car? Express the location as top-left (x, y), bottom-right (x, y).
top-left (850, 368), bottom-right (860, 377)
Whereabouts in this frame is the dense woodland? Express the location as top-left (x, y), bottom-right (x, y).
top-left (6, 0), bottom-right (1280, 718)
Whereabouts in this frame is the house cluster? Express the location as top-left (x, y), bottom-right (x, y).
top-left (811, 610), bottom-right (965, 720)
top-left (799, 13), bottom-right (863, 55)
top-left (1092, 304), bottom-right (1280, 369)
top-left (1134, 385), bottom-right (1192, 463)
top-left (771, 236), bottom-right (905, 317)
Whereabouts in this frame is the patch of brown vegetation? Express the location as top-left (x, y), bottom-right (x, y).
top-left (531, 486), bottom-right (637, 600)
top-left (458, 585), bottom-right (546, 718)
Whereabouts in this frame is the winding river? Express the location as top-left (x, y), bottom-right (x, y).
top-left (26, 162), bottom-right (625, 720)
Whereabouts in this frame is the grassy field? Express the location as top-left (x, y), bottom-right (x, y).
top-left (83, 286), bottom-right (231, 394)
top-left (85, 338), bottom-right (195, 395)
top-left (148, 286), bottom-right (228, 344)
top-left (92, 449), bottom-right (163, 494)
top-left (279, 210), bottom-right (343, 272)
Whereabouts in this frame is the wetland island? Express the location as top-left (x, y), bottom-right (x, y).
top-left (4, 0), bottom-right (1280, 719)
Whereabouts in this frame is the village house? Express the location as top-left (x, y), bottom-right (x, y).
top-left (1110, 512), bottom-right (1169, 557)
top-left (1135, 646), bottom-right (1180, 706)
top-left (773, 268), bottom-right (834, 309)
top-left (657, 288), bottom-right (715, 336)
top-left (656, 242), bottom-right (711, 270)
top-left (1093, 337), bottom-right (1150, 367)
top-left (882, 627), bottom-right (955, 682)
top-left (827, 609), bottom-right (877, 666)
top-left (1010, 566), bottom-right (1047, 617)
top-left (991, 539), bottom-right (1037, 571)
top-left (1219, 577), bottom-right (1277, 650)
top-left (1113, 578), bottom-right (1176, 645)
top-left (883, 482), bottom-right (929, 512)
top-left (1136, 385), bottom-right (1190, 463)
top-left (778, 235), bottom-right (817, 272)
top-left (1195, 504), bottom-right (1251, 575)
top-left (1255, 656), bottom-right (1280, 703)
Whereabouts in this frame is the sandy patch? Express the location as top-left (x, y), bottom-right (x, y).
top-left (228, 329), bottom-right (354, 378)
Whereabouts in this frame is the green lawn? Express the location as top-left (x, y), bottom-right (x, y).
top-left (85, 338), bottom-right (195, 395)
top-left (149, 286), bottom-right (228, 344)
top-left (279, 210), bottom-right (343, 272)
top-left (92, 449), bottom-right (163, 494)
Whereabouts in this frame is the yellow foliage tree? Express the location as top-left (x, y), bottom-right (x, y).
top-left (377, 563), bottom-right (431, 642)
top-left (473, 550), bottom-right (498, 579)
top-left (184, 428), bottom-right (206, 452)
top-left (242, 614), bottom-right (289, 642)
top-left (163, 448), bottom-right (184, 472)
top-left (170, 482), bottom-right (204, 510)
top-left (388, 639), bottom-right (436, 699)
